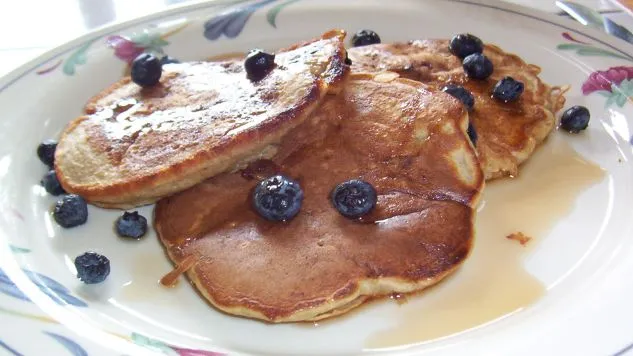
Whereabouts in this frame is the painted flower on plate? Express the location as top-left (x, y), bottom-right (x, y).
top-left (204, 0), bottom-right (276, 40)
top-left (582, 66), bottom-right (633, 95)
top-left (106, 35), bottom-right (145, 63)
top-left (582, 66), bottom-right (633, 108)
top-left (106, 31), bottom-right (169, 64)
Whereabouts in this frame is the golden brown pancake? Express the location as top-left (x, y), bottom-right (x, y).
top-left (154, 74), bottom-right (484, 322)
top-left (348, 40), bottom-right (567, 180)
top-left (55, 30), bottom-right (348, 208)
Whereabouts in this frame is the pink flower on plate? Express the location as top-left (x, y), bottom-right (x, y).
top-left (582, 66), bottom-right (633, 95)
top-left (106, 35), bottom-right (144, 64)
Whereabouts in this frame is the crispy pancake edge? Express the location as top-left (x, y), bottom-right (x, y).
top-left (181, 250), bottom-right (465, 322)
top-left (154, 75), bottom-right (483, 322)
top-left (55, 30), bottom-right (349, 208)
top-left (348, 40), bottom-right (569, 180)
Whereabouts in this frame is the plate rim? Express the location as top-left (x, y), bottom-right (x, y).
top-left (0, 0), bottom-right (253, 92)
top-left (2, 0), bottom-right (633, 93)
top-left (1, 0), bottom-right (633, 355)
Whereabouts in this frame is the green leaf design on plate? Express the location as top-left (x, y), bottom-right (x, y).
top-left (576, 48), bottom-right (633, 61)
top-left (619, 78), bottom-right (633, 93)
top-left (131, 31), bottom-right (169, 55)
top-left (267, 0), bottom-right (301, 28)
top-left (597, 90), bottom-right (612, 98)
top-left (62, 38), bottom-right (98, 76)
top-left (9, 245), bottom-right (30, 254)
top-left (556, 43), bottom-right (604, 51)
top-left (604, 91), bottom-right (619, 108)
top-left (556, 43), bottom-right (633, 62)
top-left (601, 81), bottom-right (633, 108)
top-left (131, 333), bottom-right (178, 355)
top-left (609, 79), bottom-right (633, 108)
top-left (616, 92), bottom-right (627, 106)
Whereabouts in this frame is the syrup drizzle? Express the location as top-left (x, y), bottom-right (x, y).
top-left (366, 136), bottom-right (606, 348)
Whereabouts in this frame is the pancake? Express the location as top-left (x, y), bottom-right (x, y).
top-left (348, 40), bottom-right (567, 180)
top-left (55, 30), bottom-right (349, 209)
top-left (154, 74), bottom-right (484, 322)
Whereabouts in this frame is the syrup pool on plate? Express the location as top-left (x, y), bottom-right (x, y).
top-left (366, 134), bottom-right (606, 348)
top-left (108, 132), bottom-right (606, 350)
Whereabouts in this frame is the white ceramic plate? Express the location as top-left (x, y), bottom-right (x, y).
top-left (2, 0), bottom-right (633, 355)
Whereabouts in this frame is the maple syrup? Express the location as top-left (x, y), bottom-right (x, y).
top-left (367, 136), bottom-right (606, 348)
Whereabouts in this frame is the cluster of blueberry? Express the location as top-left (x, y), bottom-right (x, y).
top-left (129, 39), bottom-right (378, 225)
top-left (448, 33), bottom-right (526, 102)
top-left (252, 176), bottom-right (377, 222)
top-left (43, 30), bottom-right (593, 284)
top-left (445, 33), bottom-right (590, 134)
top-left (445, 34), bottom-right (522, 146)
top-left (36, 141), bottom-right (149, 284)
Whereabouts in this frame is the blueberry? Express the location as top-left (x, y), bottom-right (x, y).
top-left (53, 194), bottom-right (88, 228)
top-left (331, 180), bottom-right (377, 219)
top-left (115, 211), bottom-right (148, 239)
top-left (244, 49), bottom-right (275, 81)
top-left (41, 170), bottom-right (66, 196)
top-left (160, 55), bottom-right (180, 65)
top-left (37, 139), bottom-right (57, 168)
top-left (443, 85), bottom-right (475, 112)
top-left (467, 122), bottom-right (478, 146)
top-left (352, 30), bottom-right (381, 47)
top-left (449, 33), bottom-right (484, 59)
top-left (560, 106), bottom-right (590, 133)
top-left (492, 76), bottom-right (524, 102)
top-left (463, 53), bottom-right (493, 80)
top-left (131, 53), bottom-right (162, 87)
top-left (74, 252), bottom-right (110, 284)
top-left (252, 175), bottom-right (303, 221)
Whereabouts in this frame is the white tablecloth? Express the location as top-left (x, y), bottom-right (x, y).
top-left (0, 0), bottom-right (628, 76)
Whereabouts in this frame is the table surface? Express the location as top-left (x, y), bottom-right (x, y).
top-left (0, 0), bottom-right (628, 76)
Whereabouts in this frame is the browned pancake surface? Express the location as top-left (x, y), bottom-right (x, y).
top-left (348, 40), bottom-right (566, 179)
top-left (155, 76), bottom-right (484, 322)
top-left (55, 30), bottom-right (348, 208)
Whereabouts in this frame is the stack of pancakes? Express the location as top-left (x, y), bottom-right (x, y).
top-left (55, 30), bottom-right (565, 322)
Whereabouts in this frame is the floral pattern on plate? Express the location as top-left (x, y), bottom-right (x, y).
top-left (0, 268), bottom-right (87, 307)
top-left (36, 0), bottom-right (302, 77)
top-left (558, 32), bottom-right (633, 108)
top-left (3, 0), bottom-right (300, 353)
top-left (107, 22), bottom-right (189, 64)
top-left (5, 1), bottom-right (633, 355)
top-left (204, 0), bottom-right (300, 40)
top-left (35, 39), bottom-right (98, 76)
